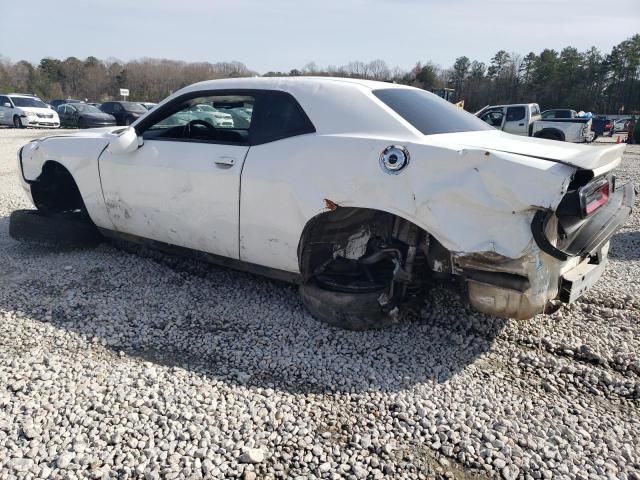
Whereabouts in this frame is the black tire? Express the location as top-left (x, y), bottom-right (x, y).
top-left (125, 117), bottom-right (132, 126)
top-left (300, 281), bottom-right (396, 331)
top-left (77, 117), bottom-right (86, 129)
top-left (9, 209), bottom-right (102, 248)
top-left (536, 132), bottom-right (562, 141)
top-left (13, 115), bottom-right (24, 129)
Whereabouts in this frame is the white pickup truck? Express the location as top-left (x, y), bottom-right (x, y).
top-left (476, 103), bottom-right (593, 143)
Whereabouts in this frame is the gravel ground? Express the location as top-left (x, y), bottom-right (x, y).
top-left (0, 128), bottom-right (638, 480)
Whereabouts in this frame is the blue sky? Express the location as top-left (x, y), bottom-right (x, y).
top-left (1, 0), bottom-right (638, 73)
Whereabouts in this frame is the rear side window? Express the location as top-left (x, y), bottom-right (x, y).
top-left (506, 106), bottom-right (525, 122)
top-left (373, 88), bottom-right (492, 135)
top-left (250, 91), bottom-right (315, 145)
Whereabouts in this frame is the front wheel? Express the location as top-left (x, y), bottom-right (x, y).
top-left (124, 117), bottom-right (132, 126)
top-left (77, 117), bottom-right (86, 129)
top-left (13, 115), bottom-right (24, 129)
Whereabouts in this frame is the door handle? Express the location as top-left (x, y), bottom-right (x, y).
top-left (215, 156), bottom-right (236, 167)
top-left (518, 123), bottom-right (524, 126)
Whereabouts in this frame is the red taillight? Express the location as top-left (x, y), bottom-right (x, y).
top-left (581, 179), bottom-right (610, 216)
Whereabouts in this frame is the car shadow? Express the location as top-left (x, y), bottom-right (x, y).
top-left (609, 230), bottom-right (640, 261)
top-left (0, 215), bottom-right (506, 394)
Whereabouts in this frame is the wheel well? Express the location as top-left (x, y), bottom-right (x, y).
top-left (297, 206), bottom-right (436, 291)
top-left (30, 161), bottom-right (85, 214)
top-left (534, 128), bottom-right (565, 141)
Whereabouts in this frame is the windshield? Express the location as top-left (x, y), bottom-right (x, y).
top-left (10, 96), bottom-right (48, 108)
top-left (122, 102), bottom-right (147, 113)
top-left (373, 88), bottom-right (493, 135)
top-left (73, 104), bottom-right (102, 114)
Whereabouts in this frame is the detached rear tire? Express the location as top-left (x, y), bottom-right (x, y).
top-left (9, 209), bottom-right (102, 248)
top-left (300, 281), bottom-right (395, 331)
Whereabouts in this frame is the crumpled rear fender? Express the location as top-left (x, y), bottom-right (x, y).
top-left (405, 145), bottom-right (574, 258)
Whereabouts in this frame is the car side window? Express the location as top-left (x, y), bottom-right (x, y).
top-left (250, 91), bottom-right (315, 145)
top-left (113, 104), bottom-right (123, 113)
top-left (141, 94), bottom-right (255, 145)
top-left (506, 106), bottom-right (525, 122)
top-left (0, 96), bottom-right (9, 107)
top-left (480, 109), bottom-right (504, 127)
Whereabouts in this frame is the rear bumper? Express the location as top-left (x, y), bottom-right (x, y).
top-left (463, 182), bottom-right (634, 319)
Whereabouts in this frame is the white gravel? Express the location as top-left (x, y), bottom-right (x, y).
top-left (0, 128), bottom-right (638, 480)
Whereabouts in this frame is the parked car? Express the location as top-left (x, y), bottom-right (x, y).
top-left (591, 117), bottom-right (614, 138)
top-left (139, 102), bottom-right (157, 110)
top-left (11, 78), bottom-right (635, 329)
top-left (57, 103), bottom-right (116, 129)
top-left (189, 104), bottom-right (234, 127)
top-left (477, 103), bottom-right (593, 142)
top-left (49, 99), bottom-right (85, 110)
top-left (0, 94), bottom-right (60, 128)
top-left (614, 117), bottom-right (632, 133)
top-left (99, 101), bottom-right (148, 126)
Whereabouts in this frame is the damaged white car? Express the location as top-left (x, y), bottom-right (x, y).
top-left (11, 78), bottom-right (635, 329)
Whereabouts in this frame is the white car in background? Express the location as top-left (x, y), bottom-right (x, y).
top-left (10, 78), bottom-right (635, 330)
top-left (0, 94), bottom-right (60, 128)
top-left (190, 104), bottom-right (234, 127)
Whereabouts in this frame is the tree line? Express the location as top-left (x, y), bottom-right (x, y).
top-left (1, 34), bottom-right (638, 114)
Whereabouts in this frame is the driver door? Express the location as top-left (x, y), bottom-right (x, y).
top-left (98, 93), bottom-right (255, 259)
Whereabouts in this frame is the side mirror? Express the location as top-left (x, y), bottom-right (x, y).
top-left (107, 127), bottom-right (143, 154)
top-left (3, 102), bottom-right (11, 108)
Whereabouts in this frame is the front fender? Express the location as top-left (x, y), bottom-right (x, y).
top-left (19, 135), bottom-right (114, 229)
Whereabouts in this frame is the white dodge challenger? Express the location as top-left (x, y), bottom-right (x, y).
top-left (12, 77), bottom-right (635, 329)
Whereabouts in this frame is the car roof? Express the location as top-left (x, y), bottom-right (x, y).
top-left (182, 76), bottom-right (405, 93)
top-left (485, 103), bottom-right (536, 109)
top-left (166, 76), bottom-right (425, 137)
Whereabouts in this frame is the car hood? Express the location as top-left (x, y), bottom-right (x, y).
top-left (423, 130), bottom-right (625, 174)
top-left (34, 126), bottom-right (125, 144)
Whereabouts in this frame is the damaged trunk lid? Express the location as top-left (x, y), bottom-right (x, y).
top-left (425, 130), bottom-right (624, 174)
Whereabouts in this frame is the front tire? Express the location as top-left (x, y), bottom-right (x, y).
top-left (77, 117), bottom-right (86, 129)
top-left (9, 210), bottom-right (102, 248)
top-left (13, 115), bottom-right (24, 129)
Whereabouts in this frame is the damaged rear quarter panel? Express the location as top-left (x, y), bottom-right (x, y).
top-left (239, 133), bottom-right (574, 273)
